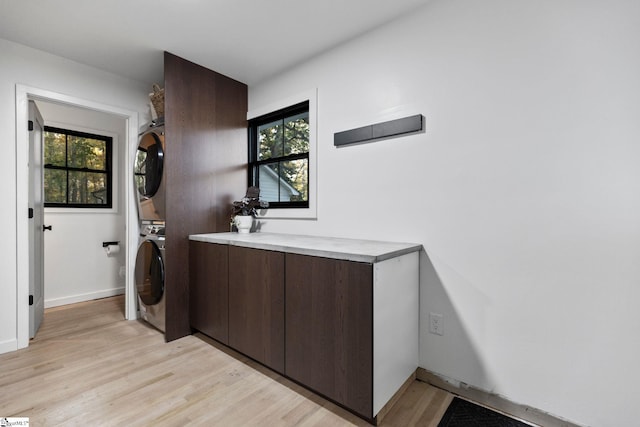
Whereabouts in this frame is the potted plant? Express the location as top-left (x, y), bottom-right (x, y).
top-left (231, 186), bottom-right (268, 233)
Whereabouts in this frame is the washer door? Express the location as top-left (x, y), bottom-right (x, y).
top-left (134, 131), bottom-right (164, 199)
top-left (135, 240), bottom-right (164, 305)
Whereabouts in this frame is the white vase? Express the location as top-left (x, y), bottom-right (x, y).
top-left (234, 215), bottom-right (253, 234)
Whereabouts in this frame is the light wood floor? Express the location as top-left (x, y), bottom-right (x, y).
top-left (0, 296), bottom-right (453, 426)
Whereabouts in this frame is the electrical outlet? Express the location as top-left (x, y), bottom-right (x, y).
top-left (429, 312), bottom-right (444, 336)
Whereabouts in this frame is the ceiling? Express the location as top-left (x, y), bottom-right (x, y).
top-left (0, 0), bottom-right (429, 87)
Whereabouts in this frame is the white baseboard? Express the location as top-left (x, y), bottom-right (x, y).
top-left (417, 368), bottom-right (583, 427)
top-left (44, 287), bottom-right (125, 309)
top-left (0, 338), bottom-right (18, 355)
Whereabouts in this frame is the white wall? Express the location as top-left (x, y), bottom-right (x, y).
top-left (1, 38), bottom-right (149, 353)
top-left (249, 1), bottom-right (640, 426)
top-left (36, 101), bottom-right (128, 307)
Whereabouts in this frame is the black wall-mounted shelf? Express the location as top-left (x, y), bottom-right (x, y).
top-left (334, 114), bottom-right (423, 147)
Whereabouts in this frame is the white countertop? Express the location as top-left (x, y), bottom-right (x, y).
top-left (189, 232), bottom-right (422, 263)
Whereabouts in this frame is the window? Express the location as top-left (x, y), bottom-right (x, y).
top-left (43, 126), bottom-right (112, 208)
top-left (248, 101), bottom-right (309, 209)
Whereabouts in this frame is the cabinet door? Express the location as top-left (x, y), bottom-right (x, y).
top-left (189, 241), bottom-right (229, 344)
top-left (285, 254), bottom-right (373, 418)
top-left (229, 246), bottom-right (285, 373)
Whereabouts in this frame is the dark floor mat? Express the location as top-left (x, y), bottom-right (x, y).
top-left (438, 397), bottom-right (530, 427)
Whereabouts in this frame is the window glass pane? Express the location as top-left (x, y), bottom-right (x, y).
top-left (44, 131), bottom-right (66, 167)
top-left (258, 160), bottom-right (308, 203)
top-left (257, 163), bottom-right (280, 202)
top-left (68, 136), bottom-right (107, 170)
top-left (44, 169), bottom-right (67, 203)
top-left (258, 119), bottom-right (283, 160)
top-left (283, 112), bottom-right (309, 156)
top-left (282, 158), bottom-right (308, 202)
top-left (68, 171), bottom-right (107, 205)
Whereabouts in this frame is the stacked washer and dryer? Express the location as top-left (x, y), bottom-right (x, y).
top-left (134, 121), bottom-right (166, 333)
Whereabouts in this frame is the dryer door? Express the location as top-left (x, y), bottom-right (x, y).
top-left (134, 131), bottom-right (164, 199)
top-left (135, 239), bottom-right (164, 305)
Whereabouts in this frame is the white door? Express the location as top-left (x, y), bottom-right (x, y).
top-left (29, 100), bottom-right (45, 339)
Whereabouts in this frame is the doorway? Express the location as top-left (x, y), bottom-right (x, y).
top-left (16, 84), bottom-right (139, 349)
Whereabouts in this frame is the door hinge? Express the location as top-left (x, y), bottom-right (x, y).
top-left (28, 120), bottom-right (34, 131)
top-left (29, 295), bottom-right (34, 306)
top-left (28, 207), bottom-right (34, 219)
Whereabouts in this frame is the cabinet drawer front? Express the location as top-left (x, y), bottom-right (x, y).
top-left (228, 246), bottom-right (285, 373)
top-left (285, 253), bottom-right (373, 418)
top-left (189, 241), bottom-right (229, 344)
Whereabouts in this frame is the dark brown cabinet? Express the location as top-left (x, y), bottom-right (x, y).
top-left (189, 241), bottom-right (229, 344)
top-left (285, 254), bottom-right (373, 418)
top-left (188, 233), bottom-right (420, 423)
top-left (228, 246), bottom-right (285, 374)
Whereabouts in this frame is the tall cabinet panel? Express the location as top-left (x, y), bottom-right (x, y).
top-left (164, 52), bottom-right (247, 342)
top-left (228, 246), bottom-right (285, 373)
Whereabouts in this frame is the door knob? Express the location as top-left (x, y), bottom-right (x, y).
top-left (43, 225), bottom-right (52, 231)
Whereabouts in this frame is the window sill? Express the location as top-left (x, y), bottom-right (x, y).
top-left (256, 206), bottom-right (316, 220)
top-left (45, 207), bottom-right (118, 214)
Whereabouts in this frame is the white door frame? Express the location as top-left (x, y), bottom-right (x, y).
top-left (15, 84), bottom-right (139, 349)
